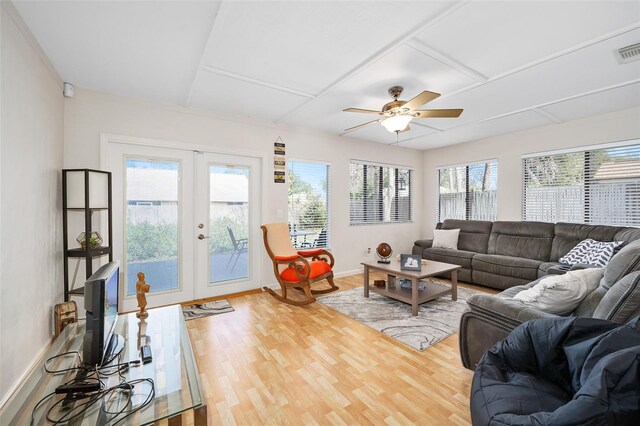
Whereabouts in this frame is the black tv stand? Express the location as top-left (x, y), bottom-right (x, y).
top-left (101, 334), bottom-right (125, 366)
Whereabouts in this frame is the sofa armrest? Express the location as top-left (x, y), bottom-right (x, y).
top-left (414, 239), bottom-right (433, 249)
top-left (460, 294), bottom-right (560, 370)
top-left (467, 293), bottom-right (559, 326)
top-left (547, 264), bottom-right (571, 275)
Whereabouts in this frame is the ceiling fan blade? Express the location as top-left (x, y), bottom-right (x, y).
top-left (343, 108), bottom-right (383, 115)
top-left (403, 91), bottom-right (441, 111)
top-left (414, 109), bottom-right (463, 118)
top-left (344, 119), bottom-right (380, 133)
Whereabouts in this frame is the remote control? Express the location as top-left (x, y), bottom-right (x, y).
top-left (140, 344), bottom-right (152, 364)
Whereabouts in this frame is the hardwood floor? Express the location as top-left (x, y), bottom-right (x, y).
top-left (186, 273), bottom-right (494, 425)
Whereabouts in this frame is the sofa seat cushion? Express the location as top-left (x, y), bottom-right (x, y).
top-left (473, 254), bottom-right (543, 281)
top-left (423, 247), bottom-right (475, 269)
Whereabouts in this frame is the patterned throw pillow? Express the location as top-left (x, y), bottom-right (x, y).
top-left (559, 239), bottom-right (625, 267)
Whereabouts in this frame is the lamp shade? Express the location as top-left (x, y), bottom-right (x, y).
top-left (65, 170), bottom-right (109, 209)
top-left (381, 115), bottom-right (412, 133)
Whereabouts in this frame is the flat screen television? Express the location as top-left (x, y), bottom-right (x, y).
top-left (83, 261), bottom-right (123, 367)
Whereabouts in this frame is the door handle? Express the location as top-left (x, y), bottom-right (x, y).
top-left (198, 234), bottom-right (210, 240)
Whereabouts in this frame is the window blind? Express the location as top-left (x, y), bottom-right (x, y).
top-left (288, 161), bottom-right (330, 249)
top-left (349, 161), bottom-right (412, 224)
top-left (438, 161), bottom-right (498, 222)
top-left (522, 142), bottom-right (640, 227)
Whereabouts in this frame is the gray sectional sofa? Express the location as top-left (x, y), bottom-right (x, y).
top-left (411, 218), bottom-right (640, 370)
top-left (460, 239), bottom-right (640, 369)
top-left (412, 219), bottom-right (640, 290)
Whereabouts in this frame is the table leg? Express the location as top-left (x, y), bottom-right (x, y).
top-left (411, 277), bottom-right (419, 316)
top-left (451, 269), bottom-right (458, 301)
top-left (194, 404), bottom-right (208, 426)
top-left (168, 414), bottom-right (183, 426)
top-left (364, 266), bottom-right (369, 298)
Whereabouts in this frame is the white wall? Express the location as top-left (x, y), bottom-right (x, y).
top-left (421, 107), bottom-right (640, 237)
top-left (0, 3), bottom-right (64, 403)
top-left (64, 89), bottom-right (423, 291)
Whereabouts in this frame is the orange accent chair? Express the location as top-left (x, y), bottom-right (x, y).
top-left (261, 223), bottom-right (338, 305)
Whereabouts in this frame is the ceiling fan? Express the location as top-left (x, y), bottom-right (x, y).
top-left (343, 86), bottom-right (463, 134)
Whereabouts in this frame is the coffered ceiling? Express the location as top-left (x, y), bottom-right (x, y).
top-left (13, 0), bottom-right (640, 150)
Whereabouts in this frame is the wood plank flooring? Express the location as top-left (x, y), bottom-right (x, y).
top-left (185, 273), bottom-right (495, 425)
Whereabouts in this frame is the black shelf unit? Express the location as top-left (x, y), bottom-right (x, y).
top-left (62, 169), bottom-right (113, 301)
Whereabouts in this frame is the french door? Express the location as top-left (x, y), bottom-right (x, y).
top-left (106, 140), bottom-right (261, 311)
top-left (194, 153), bottom-right (261, 299)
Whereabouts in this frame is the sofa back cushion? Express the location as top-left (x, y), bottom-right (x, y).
top-left (551, 223), bottom-right (623, 261)
top-left (488, 221), bottom-right (555, 261)
top-left (593, 271), bottom-right (640, 323)
top-left (441, 219), bottom-right (493, 253)
top-left (601, 240), bottom-right (640, 289)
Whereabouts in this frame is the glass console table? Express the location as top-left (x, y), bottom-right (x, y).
top-left (0, 305), bottom-right (207, 425)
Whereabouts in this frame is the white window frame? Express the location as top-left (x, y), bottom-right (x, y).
top-left (522, 139), bottom-right (640, 227)
top-left (436, 159), bottom-right (498, 223)
top-left (287, 159), bottom-right (331, 249)
top-left (349, 160), bottom-right (413, 225)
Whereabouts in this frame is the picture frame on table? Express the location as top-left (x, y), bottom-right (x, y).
top-left (400, 254), bottom-right (421, 271)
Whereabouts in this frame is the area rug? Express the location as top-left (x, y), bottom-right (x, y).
top-left (182, 300), bottom-right (234, 321)
top-left (317, 283), bottom-right (478, 351)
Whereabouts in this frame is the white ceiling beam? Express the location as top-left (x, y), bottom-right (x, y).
top-left (437, 21), bottom-right (640, 102)
top-left (405, 79), bottom-right (640, 146)
top-left (185, 1), bottom-right (227, 107)
top-left (531, 108), bottom-right (563, 124)
top-left (201, 66), bottom-right (316, 99)
top-left (274, 0), bottom-right (472, 123)
top-left (405, 38), bottom-right (488, 83)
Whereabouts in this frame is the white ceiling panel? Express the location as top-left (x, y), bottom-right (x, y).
top-left (189, 71), bottom-right (309, 122)
top-left (539, 83), bottom-right (640, 122)
top-left (282, 44), bottom-right (476, 137)
top-left (13, 1), bottom-right (220, 104)
top-left (415, 0), bottom-right (640, 78)
top-left (407, 110), bottom-right (552, 150)
top-left (420, 28), bottom-right (640, 130)
top-left (13, 1), bottom-right (640, 150)
top-left (201, 1), bottom-right (457, 95)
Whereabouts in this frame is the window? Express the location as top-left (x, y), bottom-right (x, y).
top-left (438, 161), bottom-right (498, 222)
top-left (349, 161), bottom-right (412, 224)
top-left (523, 142), bottom-right (640, 226)
top-left (288, 161), bottom-right (330, 249)
top-left (125, 159), bottom-right (180, 296)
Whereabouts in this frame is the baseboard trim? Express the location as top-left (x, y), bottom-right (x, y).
top-left (0, 338), bottom-right (54, 410)
top-left (334, 268), bottom-right (363, 278)
top-left (181, 289), bottom-right (262, 306)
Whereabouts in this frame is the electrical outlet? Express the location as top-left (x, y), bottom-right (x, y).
top-left (367, 247), bottom-right (371, 254)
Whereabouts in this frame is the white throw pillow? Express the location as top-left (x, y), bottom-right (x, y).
top-left (559, 239), bottom-right (625, 267)
top-left (432, 229), bottom-right (460, 250)
top-left (513, 268), bottom-right (604, 315)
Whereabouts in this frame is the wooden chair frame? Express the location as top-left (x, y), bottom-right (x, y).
top-left (261, 225), bottom-right (338, 306)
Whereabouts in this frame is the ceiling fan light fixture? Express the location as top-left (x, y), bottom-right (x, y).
top-left (381, 115), bottom-right (412, 133)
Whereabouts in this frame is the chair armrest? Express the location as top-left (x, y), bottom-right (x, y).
top-left (297, 249), bottom-right (324, 257)
top-left (414, 239), bottom-right (433, 249)
top-left (297, 249), bottom-right (335, 268)
top-left (466, 293), bottom-right (559, 327)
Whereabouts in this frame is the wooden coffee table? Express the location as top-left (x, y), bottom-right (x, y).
top-left (361, 259), bottom-right (461, 316)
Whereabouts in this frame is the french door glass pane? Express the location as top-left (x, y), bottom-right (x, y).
top-left (125, 159), bottom-right (180, 296)
top-left (209, 165), bottom-right (249, 284)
